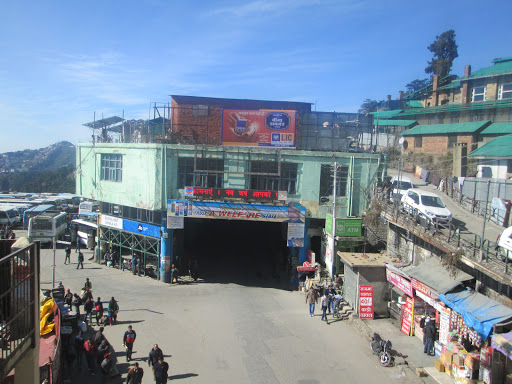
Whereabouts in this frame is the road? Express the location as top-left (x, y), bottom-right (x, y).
top-left (34, 241), bottom-right (433, 384)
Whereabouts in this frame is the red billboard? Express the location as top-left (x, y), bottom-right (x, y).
top-left (222, 109), bottom-right (297, 148)
top-left (359, 285), bottom-right (374, 319)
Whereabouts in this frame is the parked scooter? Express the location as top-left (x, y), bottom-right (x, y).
top-left (370, 333), bottom-right (394, 367)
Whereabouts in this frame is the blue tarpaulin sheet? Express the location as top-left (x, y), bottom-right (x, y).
top-left (439, 290), bottom-right (512, 339)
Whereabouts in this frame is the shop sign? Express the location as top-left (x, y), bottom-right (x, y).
top-left (287, 222), bottom-right (305, 247)
top-left (123, 219), bottom-right (160, 238)
top-left (411, 278), bottom-right (433, 297)
top-left (359, 286), bottom-right (374, 319)
top-left (167, 200), bottom-right (305, 223)
top-left (415, 290), bottom-right (440, 310)
top-left (222, 109), bottom-right (297, 148)
top-left (386, 268), bottom-right (413, 297)
top-left (188, 187), bottom-right (286, 202)
top-left (401, 297), bottom-right (414, 336)
top-left (167, 215), bottom-right (184, 229)
top-left (297, 262), bottom-right (316, 272)
top-left (439, 307), bottom-right (451, 345)
top-left (100, 214), bottom-right (123, 230)
top-left (325, 215), bottom-right (362, 237)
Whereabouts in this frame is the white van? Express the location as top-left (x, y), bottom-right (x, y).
top-left (496, 226), bottom-right (512, 261)
top-left (390, 176), bottom-right (413, 202)
top-left (0, 206), bottom-right (20, 226)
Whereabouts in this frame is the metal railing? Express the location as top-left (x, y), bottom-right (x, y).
top-left (0, 241), bottom-right (40, 381)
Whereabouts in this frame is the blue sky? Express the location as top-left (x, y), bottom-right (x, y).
top-left (1, 0), bottom-right (511, 152)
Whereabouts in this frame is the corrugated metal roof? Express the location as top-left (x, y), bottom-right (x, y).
top-left (376, 119), bottom-right (417, 127)
top-left (480, 122), bottom-right (512, 135)
top-left (404, 257), bottom-right (473, 294)
top-left (406, 100), bottom-right (424, 108)
top-left (401, 121), bottom-right (491, 136)
top-left (370, 110), bottom-right (403, 119)
top-left (437, 79), bottom-right (461, 90)
top-left (469, 134), bottom-right (512, 158)
top-left (462, 57), bottom-right (512, 79)
top-left (398, 99), bottom-right (512, 117)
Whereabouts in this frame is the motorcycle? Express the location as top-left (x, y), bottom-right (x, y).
top-left (370, 333), bottom-right (394, 367)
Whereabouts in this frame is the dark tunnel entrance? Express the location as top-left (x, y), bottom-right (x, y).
top-left (181, 218), bottom-right (290, 288)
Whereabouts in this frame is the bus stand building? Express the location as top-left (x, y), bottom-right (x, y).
top-left (76, 95), bottom-right (386, 284)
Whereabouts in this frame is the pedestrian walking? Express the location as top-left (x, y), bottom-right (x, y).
top-left (332, 292), bottom-right (344, 318)
top-left (154, 358), bottom-right (169, 384)
top-left (423, 316), bottom-right (436, 356)
top-left (126, 362), bottom-right (144, 384)
top-left (77, 251), bottom-right (84, 269)
top-left (64, 289), bottom-right (73, 306)
top-left (84, 338), bottom-right (98, 375)
top-left (84, 277), bottom-right (92, 290)
top-left (84, 297), bottom-right (93, 324)
top-left (108, 297), bottom-right (119, 325)
top-left (325, 285), bottom-right (336, 314)
top-left (321, 292), bottom-right (330, 322)
top-left (76, 235), bottom-right (81, 253)
top-left (123, 325), bottom-right (137, 362)
top-left (148, 344), bottom-right (164, 378)
top-left (64, 246), bottom-right (71, 264)
top-left (305, 287), bottom-right (318, 317)
top-left (74, 330), bottom-right (85, 369)
top-left (95, 297), bottom-right (104, 326)
top-left (95, 327), bottom-right (106, 347)
top-left (72, 293), bottom-right (82, 317)
top-left (171, 264), bottom-right (178, 284)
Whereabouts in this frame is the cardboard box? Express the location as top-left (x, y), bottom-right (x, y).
top-left (435, 359), bottom-right (446, 372)
top-left (453, 354), bottom-right (465, 366)
top-left (465, 353), bottom-right (480, 370)
top-left (445, 351), bottom-right (454, 364)
top-left (440, 352), bottom-right (446, 364)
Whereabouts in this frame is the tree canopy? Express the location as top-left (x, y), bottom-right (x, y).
top-left (424, 30), bottom-right (458, 78)
top-left (358, 99), bottom-right (383, 114)
top-left (405, 78), bottom-right (430, 95)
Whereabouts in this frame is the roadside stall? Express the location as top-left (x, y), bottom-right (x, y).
top-left (337, 252), bottom-right (402, 319)
top-left (492, 331), bottom-right (512, 383)
top-left (385, 263), bottom-right (414, 322)
top-left (439, 289), bottom-right (512, 381)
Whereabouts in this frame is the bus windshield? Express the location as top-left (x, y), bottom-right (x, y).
top-left (31, 220), bottom-right (53, 230)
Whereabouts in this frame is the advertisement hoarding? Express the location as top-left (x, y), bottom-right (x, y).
top-left (359, 286), bottom-right (374, 319)
top-left (222, 109), bottom-right (297, 148)
top-left (325, 215), bottom-right (363, 237)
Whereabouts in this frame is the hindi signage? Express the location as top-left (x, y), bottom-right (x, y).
top-left (386, 267), bottom-right (413, 297)
top-left (401, 297), bottom-right (414, 336)
top-left (359, 286), bottom-right (374, 319)
top-left (188, 187), bottom-right (285, 202)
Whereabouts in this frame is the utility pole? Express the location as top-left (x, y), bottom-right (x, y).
top-left (480, 179), bottom-right (491, 261)
top-left (52, 236), bottom-right (56, 288)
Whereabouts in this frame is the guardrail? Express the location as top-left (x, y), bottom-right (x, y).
top-left (0, 241), bottom-right (40, 381)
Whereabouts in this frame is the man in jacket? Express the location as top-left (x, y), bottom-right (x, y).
top-left (95, 297), bottom-right (104, 326)
top-left (84, 297), bottom-right (93, 325)
top-left (148, 344), bottom-right (164, 377)
top-left (321, 292), bottom-right (330, 322)
top-left (77, 251), bottom-right (84, 269)
top-left (154, 358), bottom-right (169, 384)
top-left (305, 288), bottom-right (318, 317)
top-left (64, 289), bottom-right (73, 306)
top-left (126, 362), bottom-right (144, 384)
top-left (123, 325), bottom-right (137, 362)
top-left (423, 316), bottom-right (436, 356)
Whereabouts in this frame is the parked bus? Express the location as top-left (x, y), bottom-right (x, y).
top-left (0, 206), bottom-right (21, 226)
top-left (78, 201), bottom-right (99, 215)
top-left (71, 218), bottom-right (98, 249)
top-left (28, 212), bottom-right (68, 244)
top-left (23, 204), bottom-right (57, 229)
top-left (56, 194), bottom-right (81, 211)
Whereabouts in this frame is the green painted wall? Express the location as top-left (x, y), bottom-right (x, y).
top-left (76, 143), bottom-right (385, 218)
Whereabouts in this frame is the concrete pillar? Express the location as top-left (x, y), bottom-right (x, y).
top-left (14, 343), bottom-right (40, 384)
top-left (461, 65), bottom-right (472, 104)
top-left (453, 143), bottom-right (468, 177)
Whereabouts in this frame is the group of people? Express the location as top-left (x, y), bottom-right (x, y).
top-left (72, 327), bottom-right (117, 377)
top-left (63, 245), bottom-right (85, 269)
top-left (63, 278), bottom-right (120, 326)
top-left (0, 224), bottom-right (15, 240)
top-left (305, 283), bottom-right (345, 323)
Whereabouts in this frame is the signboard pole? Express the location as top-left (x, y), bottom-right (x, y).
top-left (330, 161), bottom-right (337, 280)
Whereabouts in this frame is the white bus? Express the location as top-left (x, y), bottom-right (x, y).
top-left (78, 201), bottom-right (99, 215)
top-left (72, 218), bottom-right (98, 249)
top-left (28, 212), bottom-right (68, 243)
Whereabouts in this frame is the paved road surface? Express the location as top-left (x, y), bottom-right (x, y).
top-left (32, 241), bottom-right (437, 384)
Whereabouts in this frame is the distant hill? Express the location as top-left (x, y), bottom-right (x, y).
top-left (0, 141), bottom-right (75, 172)
top-left (0, 142), bottom-right (76, 193)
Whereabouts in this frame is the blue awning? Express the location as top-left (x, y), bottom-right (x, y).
top-left (439, 290), bottom-right (512, 339)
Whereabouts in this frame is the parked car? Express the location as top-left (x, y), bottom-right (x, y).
top-left (401, 189), bottom-right (452, 226)
top-left (495, 226), bottom-right (512, 261)
top-left (390, 176), bottom-right (413, 203)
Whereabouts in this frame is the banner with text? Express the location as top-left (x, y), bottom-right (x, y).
top-left (222, 109), bottom-right (297, 148)
top-left (167, 200), bottom-right (305, 222)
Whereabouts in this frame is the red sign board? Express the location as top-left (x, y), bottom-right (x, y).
top-left (411, 278), bottom-right (432, 297)
top-left (401, 297), bottom-right (414, 336)
top-left (359, 286), bottom-right (374, 319)
top-left (297, 261), bottom-right (316, 272)
top-left (192, 188), bottom-right (282, 201)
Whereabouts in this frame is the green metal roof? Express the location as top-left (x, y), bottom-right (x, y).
top-left (437, 79), bottom-right (461, 90)
top-left (469, 134), bottom-right (512, 158)
top-left (462, 57), bottom-right (512, 80)
top-left (398, 99), bottom-right (512, 117)
top-left (406, 100), bottom-right (424, 108)
top-left (369, 110), bottom-right (403, 119)
top-left (480, 122), bottom-right (512, 135)
top-left (401, 121), bottom-right (491, 136)
top-left (376, 119), bottom-right (417, 127)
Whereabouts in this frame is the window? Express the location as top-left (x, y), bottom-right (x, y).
top-left (499, 83), bottom-right (512, 100)
top-left (471, 86), bottom-right (487, 102)
top-left (507, 159), bottom-right (512, 173)
top-left (448, 135), bottom-right (458, 148)
top-left (319, 164), bottom-right (349, 198)
top-left (192, 105), bottom-right (209, 117)
top-left (249, 161), bottom-right (298, 194)
top-left (414, 137), bottom-right (422, 148)
top-left (100, 154), bottom-right (123, 182)
top-left (177, 157), bottom-right (224, 188)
